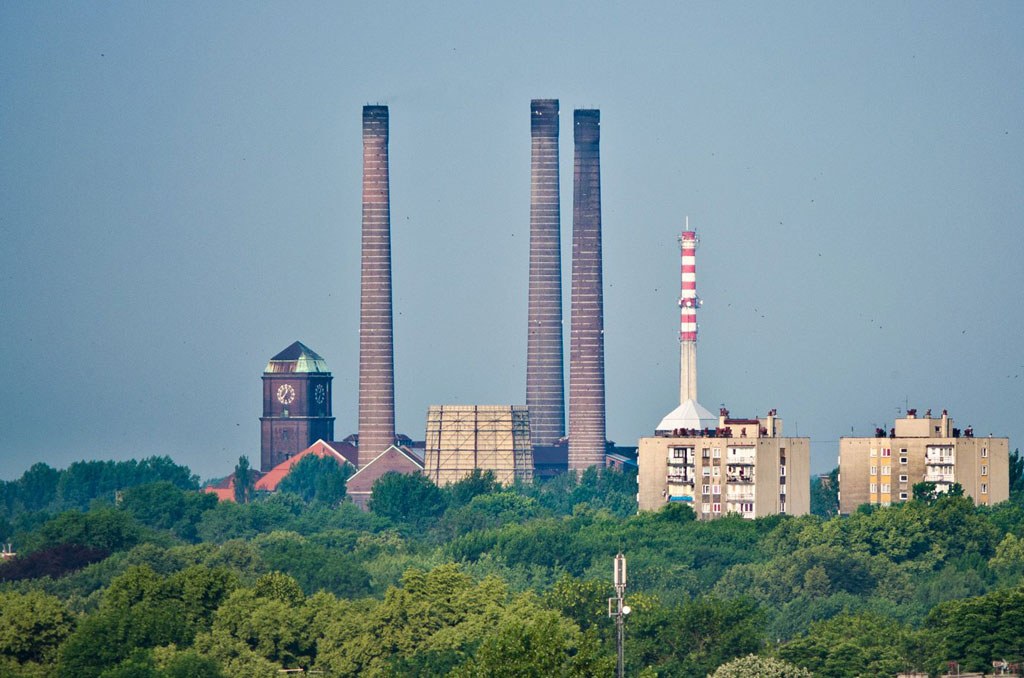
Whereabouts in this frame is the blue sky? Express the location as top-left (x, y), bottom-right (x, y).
top-left (2, 2), bottom-right (1022, 480)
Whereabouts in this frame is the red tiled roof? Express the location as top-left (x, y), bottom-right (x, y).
top-left (255, 439), bottom-right (356, 492)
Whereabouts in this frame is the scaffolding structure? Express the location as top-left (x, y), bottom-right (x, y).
top-left (425, 405), bottom-right (534, 486)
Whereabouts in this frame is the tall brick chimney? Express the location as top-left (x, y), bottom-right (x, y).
top-left (568, 109), bottom-right (606, 470)
top-left (358, 105), bottom-right (396, 463)
top-left (526, 99), bottom-right (565, 447)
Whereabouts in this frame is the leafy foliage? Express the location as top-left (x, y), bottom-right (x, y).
top-left (277, 454), bottom-right (351, 504)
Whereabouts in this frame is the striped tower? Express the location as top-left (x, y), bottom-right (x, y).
top-left (358, 105), bottom-right (396, 464)
top-left (526, 99), bottom-right (565, 447)
top-left (568, 109), bottom-right (606, 470)
top-left (678, 225), bottom-right (701, 404)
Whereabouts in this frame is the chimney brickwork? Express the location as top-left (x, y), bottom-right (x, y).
top-left (526, 99), bottom-right (566, 447)
top-left (568, 109), bottom-right (607, 470)
top-left (358, 105), bottom-right (397, 463)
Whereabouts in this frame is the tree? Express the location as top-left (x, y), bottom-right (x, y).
top-left (710, 654), bottom-right (813, 677)
top-left (777, 612), bottom-right (919, 678)
top-left (119, 482), bottom-right (218, 542)
top-left (1010, 448), bottom-right (1023, 497)
top-left (233, 457), bottom-right (255, 505)
top-left (0, 590), bottom-right (75, 665)
top-left (368, 472), bottom-right (446, 528)
top-left (444, 469), bottom-right (501, 509)
top-left (810, 468), bottom-right (839, 517)
top-left (277, 455), bottom-right (351, 504)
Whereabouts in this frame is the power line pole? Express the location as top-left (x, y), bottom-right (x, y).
top-left (608, 552), bottom-right (631, 678)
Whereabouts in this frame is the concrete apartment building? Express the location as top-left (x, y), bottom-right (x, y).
top-left (638, 408), bottom-right (810, 519)
top-left (838, 409), bottom-right (1009, 513)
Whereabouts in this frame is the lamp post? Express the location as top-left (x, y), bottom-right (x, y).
top-left (608, 552), bottom-right (631, 678)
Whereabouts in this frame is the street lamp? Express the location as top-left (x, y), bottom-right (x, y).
top-left (608, 552), bottom-right (630, 678)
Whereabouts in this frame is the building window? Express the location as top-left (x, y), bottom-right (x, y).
top-left (779, 465), bottom-right (786, 476)
top-left (881, 483), bottom-right (890, 493)
top-left (672, 448), bottom-right (685, 459)
top-left (899, 492), bottom-right (908, 500)
top-left (881, 465), bottom-right (891, 475)
top-left (870, 448), bottom-right (878, 457)
top-left (870, 483), bottom-right (877, 493)
top-left (712, 467), bottom-right (720, 477)
top-left (702, 448), bottom-right (710, 458)
top-left (981, 483), bottom-right (988, 494)
top-left (981, 465), bottom-right (988, 476)
top-left (899, 457), bottom-right (908, 465)
top-left (881, 448), bottom-right (891, 457)
top-left (702, 503), bottom-right (710, 513)
top-left (870, 465), bottom-right (877, 475)
top-left (713, 448), bottom-right (721, 459)
top-left (702, 468), bottom-right (711, 477)
top-left (899, 474), bottom-right (908, 482)
top-left (982, 447), bottom-right (988, 458)
top-left (711, 484), bottom-right (720, 495)
top-left (702, 484), bottom-right (710, 495)
top-left (712, 503), bottom-right (721, 513)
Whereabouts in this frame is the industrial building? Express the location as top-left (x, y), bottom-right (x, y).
top-left (838, 409), bottom-right (1009, 513)
top-left (638, 408), bottom-right (810, 518)
top-left (637, 224), bottom-right (809, 518)
top-left (424, 405), bottom-right (534, 486)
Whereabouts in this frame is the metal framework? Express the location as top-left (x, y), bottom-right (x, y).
top-left (424, 405), bottom-right (534, 486)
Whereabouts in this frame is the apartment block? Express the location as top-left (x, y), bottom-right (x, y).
top-left (838, 409), bottom-right (1009, 513)
top-left (638, 409), bottom-right (810, 519)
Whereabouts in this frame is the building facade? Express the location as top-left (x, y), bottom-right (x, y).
top-left (260, 341), bottom-right (334, 472)
top-left (838, 409), bottom-right (1009, 513)
top-left (638, 409), bottom-right (810, 519)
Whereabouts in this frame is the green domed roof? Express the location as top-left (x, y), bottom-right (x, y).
top-left (264, 341), bottom-right (330, 374)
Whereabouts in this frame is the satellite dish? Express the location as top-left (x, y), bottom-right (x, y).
top-left (622, 605), bottom-right (632, 615)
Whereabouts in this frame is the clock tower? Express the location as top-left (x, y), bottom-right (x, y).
top-left (260, 341), bottom-right (335, 471)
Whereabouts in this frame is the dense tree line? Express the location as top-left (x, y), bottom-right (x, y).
top-left (0, 452), bottom-right (1021, 676)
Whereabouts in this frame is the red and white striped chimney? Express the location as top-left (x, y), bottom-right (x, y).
top-left (678, 222), bottom-right (701, 404)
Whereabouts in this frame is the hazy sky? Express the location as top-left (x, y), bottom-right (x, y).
top-left (2, 2), bottom-right (1022, 481)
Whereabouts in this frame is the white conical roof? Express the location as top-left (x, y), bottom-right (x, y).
top-left (656, 399), bottom-right (717, 433)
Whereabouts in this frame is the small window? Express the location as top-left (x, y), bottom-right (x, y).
top-left (712, 502), bottom-right (721, 513)
top-left (672, 448), bottom-right (685, 459)
top-left (981, 447), bottom-right (988, 458)
top-left (881, 448), bottom-right (891, 457)
top-left (779, 465), bottom-right (786, 476)
top-left (899, 492), bottom-right (908, 500)
top-left (711, 484), bottom-right (720, 495)
top-left (702, 503), bottom-right (710, 513)
top-left (899, 457), bottom-right (908, 465)
top-left (899, 474), bottom-right (908, 482)
top-left (981, 465), bottom-right (988, 476)
top-left (702, 484), bottom-right (710, 494)
top-left (702, 468), bottom-right (711, 477)
top-left (981, 483), bottom-right (988, 494)
top-left (712, 467), bottom-right (720, 477)
top-left (870, 483), bottom-right (877, 492)
top-left (712, 448), bottom-right (721, 459)
top-left (870, 448), bottom-right (878, 457)
top-left (881, 483), bottom-right (890, 493)
top-left (870, 465), bottom-right (877, 475)
top-left (881, 465), bottom-right (891, 475)
top-left (702, 449), bottom-right (710, 459)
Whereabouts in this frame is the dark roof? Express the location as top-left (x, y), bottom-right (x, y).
top-left (265, 341), bottom-right (330, 374)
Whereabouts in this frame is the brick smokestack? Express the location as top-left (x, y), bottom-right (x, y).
top-left (568, 109), bottom-right (606, 470)
top-left (526, 99), bottom-right (565, 447)
top-left (358, 105), bottom-right (396, 462)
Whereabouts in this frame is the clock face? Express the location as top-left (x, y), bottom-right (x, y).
top-left (314, 384), bottom-right (326, 405)
top-left (276, 383), bottom-right (296, 405)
